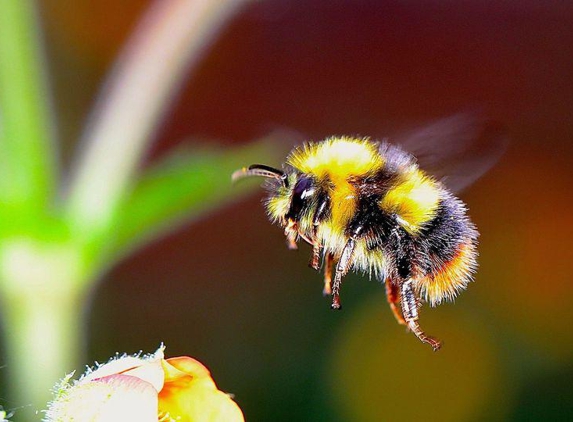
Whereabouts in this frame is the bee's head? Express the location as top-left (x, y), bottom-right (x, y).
top-left (232, 164), bottom-right (319, 239)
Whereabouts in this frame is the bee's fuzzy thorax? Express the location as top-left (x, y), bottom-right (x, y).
top-left (286, 136), bottom-right (384, 177)
top-left (285, 137), bottom-right (386, 246)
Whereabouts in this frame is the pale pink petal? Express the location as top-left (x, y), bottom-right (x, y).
top-left (122, 360), bottom-right (165, 392)
top-left (81, 356), bottom-right (147, 383)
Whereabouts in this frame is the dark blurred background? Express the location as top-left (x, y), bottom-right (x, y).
top-left (35, 1), bottom-right (573, 420)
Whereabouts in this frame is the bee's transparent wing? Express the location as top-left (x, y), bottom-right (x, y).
top-left (395, 114), bottom-right (508, 193)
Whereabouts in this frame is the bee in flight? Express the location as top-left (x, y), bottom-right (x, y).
top-left (233, 115), bottom-right (505, 350)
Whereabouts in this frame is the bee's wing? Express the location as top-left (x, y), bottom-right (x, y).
top-left (395, 114), bottom-right (508, 193)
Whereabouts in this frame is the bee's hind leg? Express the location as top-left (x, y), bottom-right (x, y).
top-left (400, 279), bottom-right (442, 351)
top-left (385, 278), bottom-right (407, 326)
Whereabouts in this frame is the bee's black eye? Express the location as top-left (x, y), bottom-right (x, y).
top-left (293, 175), bottom-right (314, 198)
top-left (286, 175), bottom-right (315, 220)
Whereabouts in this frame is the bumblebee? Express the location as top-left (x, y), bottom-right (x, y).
top-left (233, 116), bottom-right (504, 350)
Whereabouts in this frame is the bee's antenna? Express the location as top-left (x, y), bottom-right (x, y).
top-left (232, 164), bottom-right (287, 186)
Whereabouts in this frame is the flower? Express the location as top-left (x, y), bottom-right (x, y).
top-left (45, 346), bottom-right (244, 422)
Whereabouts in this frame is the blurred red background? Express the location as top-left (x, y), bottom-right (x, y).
top-left (24, 1), bottom-right (573, 420)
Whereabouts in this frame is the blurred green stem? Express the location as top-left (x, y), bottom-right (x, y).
top-left (0, 240), bottom-right (86, 419)
top-left (0, 0), bottom-right (56, 213)
top-left (0, 1), bottom-right (62, 417)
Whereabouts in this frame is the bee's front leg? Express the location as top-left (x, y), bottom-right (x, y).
top-left (400, 279), bottom-right (442, 351)
top-left (309, 194), bottom-right (330, 271)
top-left (284, 219), bottom-right (299, 250)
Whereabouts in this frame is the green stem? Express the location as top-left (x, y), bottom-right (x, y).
top-left (65, 0), bottom-right (248, 240)
top-left (0, 240), bottom-right (87, 421)
top-left (0, 0), bottom-right (57, 213)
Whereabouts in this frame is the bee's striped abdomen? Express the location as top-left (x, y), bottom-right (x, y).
top-left (413, 193), bottom-right (478, 305)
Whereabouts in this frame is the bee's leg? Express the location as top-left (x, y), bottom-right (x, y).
top-left (323, 253), bottom-right (334, 296)
top-left (309, 194), bottom-right (330, 270)
top-left (309, 241), bottom-right (321, 271)
top-left (385, 278), bottom-right (407, 326)
top-left (400, 279), bottom-right (442, 351)
top-left (285, 220), bottom-right (298, 250)
top-left (331, 239), bottom-right (355, 310)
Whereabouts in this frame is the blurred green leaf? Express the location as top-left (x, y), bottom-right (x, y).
top-left (106, 137), bottom-right (285, 262)
top-left (0, 0), bottom-right (57, 213)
